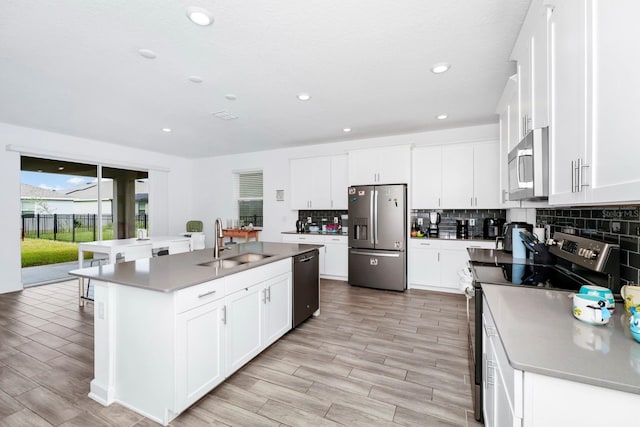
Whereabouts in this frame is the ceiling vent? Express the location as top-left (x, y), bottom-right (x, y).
top-left (212, 110), bottom-right (238, 120)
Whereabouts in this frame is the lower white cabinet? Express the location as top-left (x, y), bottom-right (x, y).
top-left (224, 283), bottom-right (263, 375)
top-left (483, 299), bottom-right (523, 427)
top-left (282, 233), bottom-right (347, 280)
top-left (175, 297), bottom-right (226, 410)
top-left (91, 258), bottom-right (293, 425)
top-left (409, 239), bottom-right (494, 292)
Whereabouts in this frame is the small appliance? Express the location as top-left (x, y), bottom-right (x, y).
top-left (498, 222), bottom-right (533, 252)
top-left (427, 212), bottom-right (441, 237)
top-left (482, 218), bottom-right (504, 239)
top-left (295, 220), bottom-right (304, 233)
top-left (456, 220), bottom-right (469, 239)
top-left (508, 127), bottom-right (549, 200)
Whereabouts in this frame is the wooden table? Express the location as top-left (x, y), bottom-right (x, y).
top-left (222, 228), bottom-right (260, 243)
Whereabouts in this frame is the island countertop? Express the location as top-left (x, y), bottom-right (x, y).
top-left (482, 283), bottom-right (640, 395)
top-left (69, 241), bottom-right (321, 293)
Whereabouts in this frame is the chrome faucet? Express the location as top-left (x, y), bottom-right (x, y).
top-left (213, 217), bottom-right (223, 258)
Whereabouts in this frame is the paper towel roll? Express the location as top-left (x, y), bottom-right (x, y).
top-left (512, 228), bottom-right (527, 260)
top-left (533, 227), bottom-right (546, 243)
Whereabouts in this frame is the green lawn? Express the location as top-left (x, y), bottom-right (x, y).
top-left (21, 238), bottom-right (95, 268)
top-left (23, 229), bottom-right (114, 243)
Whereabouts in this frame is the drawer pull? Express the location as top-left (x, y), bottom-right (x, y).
top-left (198, 290), bottom-right (217, 298)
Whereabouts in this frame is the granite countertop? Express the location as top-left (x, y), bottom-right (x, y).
top-left (69, 242), bottom-right (321, 293)
top-left (482, 284), bottom-right (640, 394)
top-left (467, 247), bottom-right (536, 265)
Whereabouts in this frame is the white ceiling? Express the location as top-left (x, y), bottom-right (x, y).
top-left (0, 0), bottom-right (531, 158)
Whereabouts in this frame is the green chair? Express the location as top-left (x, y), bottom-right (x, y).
top-left (186, 220), bottom-right (203, 232)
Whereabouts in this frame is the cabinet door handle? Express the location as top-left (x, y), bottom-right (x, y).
top-left (222, 305), bottom-right (227, 325)
top-left (267, 286), bottom-right (271, 302)
top-left (437, 252), bottom-right (440, 262)
top-left (438, 197), bottom-right (440, 207)
top-left (197, 289), bottom-right (217, 299)
top-left (475, 197), bottom-right (478, 206)
top-left (470, 197), bottom-right (473, 207)
top-left (578, 157), bottom-right (589, 191)
top-left (262, 289), bottom-right (267, 304)
top-left (571, 160), bottom-right (576, 193)
top-left (486, 326), bottom-right (498, 337)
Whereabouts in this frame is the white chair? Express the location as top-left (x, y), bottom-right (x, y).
top-left (124, 243), bottom-right (152, 262)
top-left (169, 240), bottom-right (191, 254)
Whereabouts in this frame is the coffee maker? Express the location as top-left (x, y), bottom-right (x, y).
top-left (427, 212), bottom-right (441, 237)
top-left (483, 218), bottom-right (505, 239)
top-left (456, 220), bottom-right (469, 239)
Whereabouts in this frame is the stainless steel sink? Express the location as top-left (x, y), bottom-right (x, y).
top-left (226, 253), bottom-right (272, 263)
top-left (198, 259), bottom-right (244, 269)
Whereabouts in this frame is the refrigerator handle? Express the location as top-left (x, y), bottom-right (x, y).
top-left (369, 190), bottom-right (375, 245)
top-left (374, 190), bottom-right (379, 245)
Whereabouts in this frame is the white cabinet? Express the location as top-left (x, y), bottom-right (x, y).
top-left (546, 0), bottom-right (640, 205)
top-left (412, 146), bottom-right (442, 208)
top-left (496, 77), bottom-right (521, 208)
top-left (408, 239), bottom-right (494, 292)
top-left (408, 240), bottom-right (440, 287)
top-left (442, 144), bottom-right (474, 208)
top-left (224, 284), bottom-right (263, 375)
top-left (530, 7), bottom-right (550, 129)
top-left (323, 235), bottom-right (348, 279)
top-left (587, 0), bottom-right (640, 203)
top-left (290, 157), bottom-right (331, 209)
top-left (441, 142), bottom-right (502, 209)
top-left (262, 273), bottom-right (292, 347)
top-left (482, 299), bottom-right (523, 427)
top-left (282, 233), bottom-right (347, 280)
top-left (547, 0), bottom-right (588, 206)
top-left (330, 155), bottom-right (348, 209)
top-left (348, 145), bottom-right (411, 185)
top-left (175, 297), bottom-right (226, 410)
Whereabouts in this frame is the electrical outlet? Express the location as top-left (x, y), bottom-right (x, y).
top-left (334, 217), bottom-right (339, 224)
top-left (307, 217), bottom-right (312, 223)
top-left (469, 218), bottom-right (476, 226)
top-left (417, 218), bottom-right (423, 226)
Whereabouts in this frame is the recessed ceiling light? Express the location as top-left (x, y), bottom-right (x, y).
top-left (58, 166), bottom-right (65, 171)
top-left (138, 49), bottom-right (157, 59)
top-left (431, 62), bottom-right (450, 74)
top-left (225, 94), bottom-right (237, 101)
top-left (343, 128), bottom-right (352, 133)
top-left (162, 128), bottom-right (172, 132)
top-left (186, 7), bottom-right (214, 26)
top-left (188, 76), bottom-right (203, 83)
top-left (297, 93), bottom-right (311, 101)
top-left (436, 114), bottom-right (448, 120)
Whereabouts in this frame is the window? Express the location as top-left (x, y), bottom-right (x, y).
top-left (236, 171), bottom-right (263, 227)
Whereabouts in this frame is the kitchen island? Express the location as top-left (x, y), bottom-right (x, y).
top-left (482, 284), bottom-right (640, 426)
top-left (69, 242), bottom-right (321, 426)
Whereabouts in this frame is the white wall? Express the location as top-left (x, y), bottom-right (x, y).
top-left (1, 123), bottom-right (195, 293)
top-left (192, 123), bottom-right (500, 247)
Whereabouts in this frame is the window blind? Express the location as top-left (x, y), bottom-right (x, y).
top-left (238, 171), bottom-right (263, 199)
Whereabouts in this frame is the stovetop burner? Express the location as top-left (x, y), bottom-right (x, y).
top-left (472, 262), bottom-right (586, 292)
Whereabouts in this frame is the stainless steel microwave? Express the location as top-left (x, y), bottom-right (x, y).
top-left (508, 127), bottom-right (549, 200)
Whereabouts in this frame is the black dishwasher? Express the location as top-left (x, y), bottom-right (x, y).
top-left (292, 249), bottom-right (319, 327)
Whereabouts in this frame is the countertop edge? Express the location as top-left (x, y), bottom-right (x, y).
top-left (69, 243), bottom-right (322, 293)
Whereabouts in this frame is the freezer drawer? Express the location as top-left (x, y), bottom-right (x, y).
top-left (348, 249), bottom-right (406, 291)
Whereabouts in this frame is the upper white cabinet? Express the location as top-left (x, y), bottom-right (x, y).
top-left (348, 145), bottom-right (411, 185)
top-left (547, 0), bottom-right (588, 205)
top-left (330, 155), bottom-right (348, 209)
top-left (546, 0), bottom-right (640, 205)
top-left (439, 141), bottom-right (502, 209)
top-left (496, 77), bottom-right (521, 208)
top-left (587, 0), bottom-right (640, 203)
top-left (290, 155), bottom-right (347, 210)
top-left (412, 146), bottom-right (442, 208)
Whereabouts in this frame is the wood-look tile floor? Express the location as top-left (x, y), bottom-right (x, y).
top-left (0, 279), bottom-right (483, 427)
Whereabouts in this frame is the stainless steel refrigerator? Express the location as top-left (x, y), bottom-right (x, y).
top-left (348, 184), bottom-right (407, 291)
